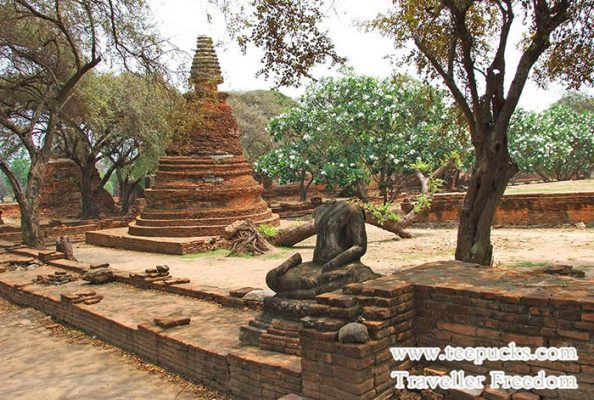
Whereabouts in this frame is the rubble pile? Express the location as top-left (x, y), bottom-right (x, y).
top-left (129, 265), bottom-right (190, 286)
top-left (61, 290), bottom-right (103, 305)
top-left (33, 271), bottom-right (78, 285)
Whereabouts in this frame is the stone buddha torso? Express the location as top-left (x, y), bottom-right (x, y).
top-left (266, 201), bottom-right (378, 299)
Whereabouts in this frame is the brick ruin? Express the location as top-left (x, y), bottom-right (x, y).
top-left (404, 192), bottom-right (594, 226)
top-left (0, 250), bottom-right (591, 400)
top-left (40, 157), bottom-right (117, 218)
top-left (127, 36), bottom-right (279, 238)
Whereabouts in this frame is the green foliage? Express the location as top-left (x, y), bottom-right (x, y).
top-left (63, 71), bottom-right (182, 186)
top-left (7, 157), bottom-right (30, 189)
top-left (350, 199), bottom-right (400, 224)
top-left (553, 92), bottom-right (594, 114)
top-left (257, 223), bottom-right (280, 239)
top-left (228, 90), bottom-right (297, 162)
top-left (226, 0), bottom-right (345, 87)
top-left (255, 71), bottom-right (469, 202)
top-left (509, 105), bottom-right (594, 181)
top-left (411, 194), bottom-right (432, 214)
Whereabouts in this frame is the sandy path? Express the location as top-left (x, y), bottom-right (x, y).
top-left (73, 225), bottom-right (594, 291)
top-left (0, 299), bottom-right (229, 400)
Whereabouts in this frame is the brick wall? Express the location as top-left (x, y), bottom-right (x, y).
top-left (404, 192), bottom-right (594, 225)
top-left (40, 158), bottom-right (117, 218)
top-left (299, 279), bottom-right (416, 399)
top-left (0, 278), bottom-right (300, 400)
top-left (297, 262), bottom-right (594, 400)
top-left (415, 285), bottom-right (594, 399)
top-left (2, 258), bottom-right (592, 400)
top-left (0, 219), bottom-right (128, 244)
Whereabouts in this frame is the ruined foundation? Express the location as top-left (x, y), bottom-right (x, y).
top-left (1, 243), bottom-right (593, 400)
top-left (40, 157), bottom-right (117, 218)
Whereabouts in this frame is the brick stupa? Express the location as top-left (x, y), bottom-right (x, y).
top-left (127, 36), bottom-right (279, 238)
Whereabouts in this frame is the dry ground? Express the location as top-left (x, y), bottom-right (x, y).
top-left (0, 298), bottom-right (230, 400)
top-left (503, 178), bottom-right (594, 194)
top-left (73, 224), bottom-right (594, 292)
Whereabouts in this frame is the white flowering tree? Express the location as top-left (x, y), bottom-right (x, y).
top-left (254, 107), bottom-right (327, 201)
top-left (256, 72), bottom-right (469, 204)
top-left (256, 73), bottom-right (470, 238)
top-left (509, 105), bottom-right (594, 181)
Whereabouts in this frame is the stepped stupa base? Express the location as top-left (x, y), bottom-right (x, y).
top-left (121, 36), bottom-right (280, 246)
top-left (86, 228), bottom-right (220, 255)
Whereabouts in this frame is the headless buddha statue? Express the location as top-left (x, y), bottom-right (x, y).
top-left (266, 200), bottom-right (379, 299)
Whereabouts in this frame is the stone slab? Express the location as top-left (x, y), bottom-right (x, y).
top-left (86, 228), bottom-right (216, 255)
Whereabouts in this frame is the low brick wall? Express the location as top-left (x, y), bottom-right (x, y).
top-left (414, 285), bottom-right (594, 399)
top-left (0, 282), bottom-right (231, 392)
top-left (0, 277), bottom-right (301, 400)
top-left (299, 281), bottom-right (416, 399)
top-left (2, 253), bottom-right (592, 400)
top-left (0, 203), bottom-right (20, 218)
top-left (405, 191), bottom-right (594, 225)
top-left (298, 261), bottom-right (594, 399)
top-left (0, 219), bottom-right (128, 244)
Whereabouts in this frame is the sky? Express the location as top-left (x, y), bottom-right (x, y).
top-left (149, 0), bottom-right (592, 111)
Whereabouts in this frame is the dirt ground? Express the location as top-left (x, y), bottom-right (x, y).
top-left (0, 298), bottom-right (229, 400)
top-left (503, 178), bottom-right (594, 194)
top-left (73, 224), bottom-right (594, 292)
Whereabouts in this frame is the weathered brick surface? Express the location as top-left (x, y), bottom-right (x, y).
top-left (403, 192), bottom-right (594, 225)
top-left (128, 37), bottom-right (278, 240)
top-left (0, 271), bottom-right (297, 400)
top-left (2, 256), bottom-right (592, 400)
top-left (40, 157), bottom-right (117, 218)
top-left (299, 261), bottom-right (593, 399)
top-left (1, 219), bottom-right (128, 244)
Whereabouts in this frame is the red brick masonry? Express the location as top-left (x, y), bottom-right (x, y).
top-left (1, 253), bottom-right (592, 400)
top-left (404, 192), bottom-right (594, 225)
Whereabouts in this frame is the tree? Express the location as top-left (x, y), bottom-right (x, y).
top-left (224, 0), bottom-right (594, 265)
top-left (57, 72), bottom-right (180, 218)
top-left (227, 90), bottom-right (297, 162)
top-left (256, 72), bottom-right (468, 205)
top-left (254, 112), bottom-right (323, 201)
top-left (256, 73), bottom-right (468, 237)
top-left (0, 0), bottom-right (168, 247)
top-left (554, 92), bottom-right (594, 114)
top-left (509, 105), bottom-right (594, 181)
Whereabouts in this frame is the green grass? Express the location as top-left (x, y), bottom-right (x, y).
top-left (179, 249), bottom-right (230, 260)
top-left (509, 261), bottom-right (551, 269)
top-left (257, 223), bottom-right (280, 239)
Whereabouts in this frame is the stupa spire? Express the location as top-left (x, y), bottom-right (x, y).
top-left (189, 36), bottom-right (224, 90)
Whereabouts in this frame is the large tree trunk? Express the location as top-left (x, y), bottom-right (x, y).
top-left (12, 158), bottom-right (46, 249)
top-left (364, 214), bottom-right (413, 239)
top-left (270, 212), bottom-right (414, 247)
top-left (119, 179), bottom-right (139, 215)
top-left (455, 136), bottom-right (518, 265)
top-left (271, 221), bottom-right (316, 247)
top-left (79, 165), bottom-right (100, 220)
top-left (19, 201), bottom-right (44, 248)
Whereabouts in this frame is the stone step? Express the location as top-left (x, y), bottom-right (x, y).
top-left (145, 184), bottom-right (263, 198)
top-left (135, 209), bottom-right (274, 227)
top-left (128, 214), bottom-right (280, 237)
top-left (249, 319), bottom-right (271, 330)
top-left (157, 163), bottom-right (252, 172)
top-left (239, 325), bottom-right (266, 346)
top-left (158, 156), bottom-right (247, 166)
top-left (141, 201), bottom-right (271, 220)
top-left (155, 167), bottom-right (253, 180)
